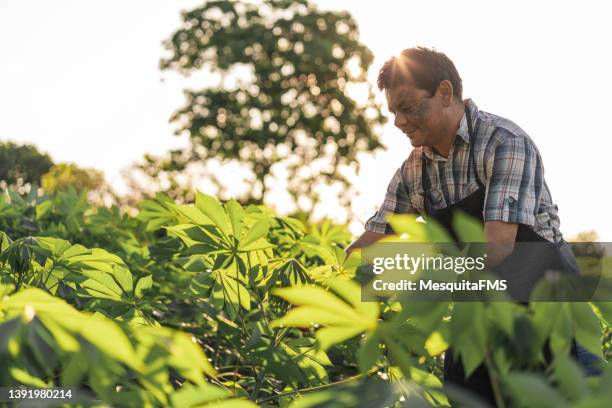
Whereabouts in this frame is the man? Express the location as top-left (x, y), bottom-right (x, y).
top-left (347, 47), bottom-right (596, 403)
top-left (348, 46), bottom-right (565, 259)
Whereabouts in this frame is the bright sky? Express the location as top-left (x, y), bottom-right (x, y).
top-left (1, 0), bottom-right (611, 240)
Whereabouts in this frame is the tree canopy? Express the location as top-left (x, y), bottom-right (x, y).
top-left (0, 141), bottom-right (53, 188)
top-left (41, 163), bottom-right (105, 195)
top-left (139, 0), bottom-right (386, 213)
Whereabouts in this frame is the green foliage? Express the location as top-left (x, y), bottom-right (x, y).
top-left (41, 163), bottom-right (105, 194)
top-left (1, 188), bottom-right (611, 407)
top-left (137, 0), bottom-right (385, 211)
top-left (0, 141), bottom-right (54, 188)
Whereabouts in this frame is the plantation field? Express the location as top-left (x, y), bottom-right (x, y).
top-left (1, 188), bottom-right (611, 407)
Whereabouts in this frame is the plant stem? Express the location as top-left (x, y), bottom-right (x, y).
top-left (484, 351), bottom-right (505, 408)
top-left (256, 373), bottom-right (364, 405)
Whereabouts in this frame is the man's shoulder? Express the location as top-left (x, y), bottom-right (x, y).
top-left (476, 109), bottom-right (539, 152)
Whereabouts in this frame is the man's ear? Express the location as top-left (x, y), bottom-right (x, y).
top-left (437, 80), bottom-right (454, 107)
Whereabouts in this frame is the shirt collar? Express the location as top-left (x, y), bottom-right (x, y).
top-left (422, 98), bottom-right (478, 161)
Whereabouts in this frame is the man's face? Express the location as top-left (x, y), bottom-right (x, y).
top-left (385, 74), bottom-right (447, 149)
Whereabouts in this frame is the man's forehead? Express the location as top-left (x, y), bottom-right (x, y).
top-left (385, 83), bottom-right (420, 110)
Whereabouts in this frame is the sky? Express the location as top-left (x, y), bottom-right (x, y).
top-left (0, 0), bottom-right (611, 240)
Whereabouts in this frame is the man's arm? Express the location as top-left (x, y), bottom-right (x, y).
top-left (346, 230), bottom-right (389, 255)
top-left (484, 220), bottom-right (518, 268)
top-left (482, 129), bottom-right (545, 266)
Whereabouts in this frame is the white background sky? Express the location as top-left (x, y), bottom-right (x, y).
top-left (1, 0), bottom-right (610, 239)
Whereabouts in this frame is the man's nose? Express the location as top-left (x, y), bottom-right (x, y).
top-left (394, 112), bottom-right (408, 128)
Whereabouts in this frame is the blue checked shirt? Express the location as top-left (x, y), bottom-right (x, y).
top-left (365, 99), bottom-right (562, 242)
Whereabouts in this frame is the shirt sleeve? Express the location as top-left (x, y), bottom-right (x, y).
top-left (364, 164), bottom-right (416, 234)
top-left (483, 130), bottom-right (544, 226)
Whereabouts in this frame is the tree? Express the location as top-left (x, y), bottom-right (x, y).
top-left (41, 163), bottom-right (113, 205)
top-left (142, 0), bottom-right (386, 213)
top-left (41, 163), bottom-right (104, 194)
top-left (0, 141), bottom-right (53, 189)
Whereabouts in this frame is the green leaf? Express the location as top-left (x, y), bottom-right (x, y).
top-left (135, 275), bottom-right (153, 298)
top-left (204, 400), bottom-right (259, 408)
top-left (452, 211), bottom-right (485, 242)
top-left (570, 302), bottom-right (602, 357)
top-left (10, 367), bottom-right (48, 387)
top-left (168, 332), bottom-right (217, 383)
top-left (273, 286), bottom-right (357, 321)
top-left (316, 326), bottom-right (369, 352)
top-left (358, 329), bottom-right (383, 373)
top-left (410, 366), bottom-right (449, 406)
top-left (504, 373), bottom-right (567, 408)
top-left (271, 280), bottom-right (379, 350)
top-left (74, 314), bottom-right (142, 371)
top-left (404, 301), bottom-right (450, 334)
top-left (61, 352), bottom-right (88, 386)
top-left (451, 302), bottom-right (487, 376)
top-left (196, 192), bottom-right (231, 237)
top-left (169, 383), bottom-right (228, 408)
top-left (174, 203), bottom-right (211, 225)
top-left (282, 338), bottom-right (331, 383)
top-left (532, 302), bottom-right (561, 348)
top-left (424, 331), bottom-right (449, 356)
top-left (550, 304), bottom-right (573, 355)
top-left (383, 332), bottom-right (413, 378)
top-left (226, 199), bottom-right (245, 237)
top-left (387, 214), bottom-right (427, 240)
top-left (488, 302), bottom-right (515, 337)
top-left (553, 354), bottom-right (587, 401)
top-left (239, 220), bottom-right (269, 250)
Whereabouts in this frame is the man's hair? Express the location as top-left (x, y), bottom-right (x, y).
top-left (377, 47), bottom-right (463, 99)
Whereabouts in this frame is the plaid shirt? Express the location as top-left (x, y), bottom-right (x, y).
top-left (365, 99), bottom-right (562, 242)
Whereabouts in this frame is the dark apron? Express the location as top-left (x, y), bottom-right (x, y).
top-left (421, 103), bottom-right (583, 405)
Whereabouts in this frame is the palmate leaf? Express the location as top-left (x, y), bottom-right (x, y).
top-left (137, 193), bottom-right (180, 231)
top-left (250, 337), bottom-right (332, 388)
top-left (192, 261), bottom-right (251, 319)
top-left (308, 245), bottom-right (360, 284)
top-left (305, 219), bottom-right (352, 248)
top-left (35, 237), bottom-right (134, 300)
top-left (166, 224), bottom-right (225, 251)
top-left (1, 289), bottom-right (218, 402)
top-left (271, 279), bottom-right (379, 350)
top-left (1, 288), bottom-right (142, 371)
top-left (532, 302), bottom-right (598, 357)
top-left (267, 258), bottom-right (311, 289)
top-left (282, 337), bottom-right (332, 383)
top-left (131, 327), bottom-right (217, 396)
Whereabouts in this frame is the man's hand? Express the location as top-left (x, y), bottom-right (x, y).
top-left (345, 230), bottom-right (388, 255)
top-left (484, 220), bottom-right (518, 268)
